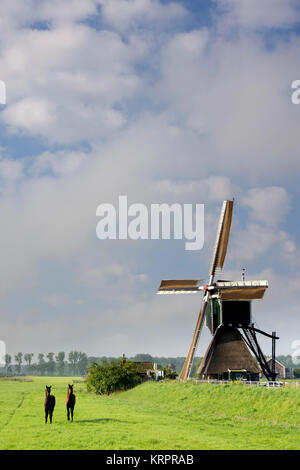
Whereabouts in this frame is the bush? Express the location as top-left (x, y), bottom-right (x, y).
top-left (293, 368), bottom-right (300, 379)
top-left (163, 365), bottom-right (177, 380)
top-left (86, 359), bottom-right (140, 395)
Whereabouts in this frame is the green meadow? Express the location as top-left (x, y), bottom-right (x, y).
top-left (0, 376), bottom-right (299, 450)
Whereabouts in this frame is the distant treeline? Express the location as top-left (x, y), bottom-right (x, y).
top-left (1, 351), bottom-right (89, 377)
top-left (1, 352), bottom-right (298, 378)
top-left (0, 352), bottom-right (201, 377)
top-left (276, 355), bottom-right (298, 375)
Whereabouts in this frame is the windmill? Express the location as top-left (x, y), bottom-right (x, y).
top-left (157, 200), bottom-right (278, 382)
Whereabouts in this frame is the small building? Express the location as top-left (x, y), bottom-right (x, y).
top-left (134, 361), bottom-right (164, 380)
top-left (134, 361), bottom-right (154, 378)
top-left (265, 358), bottom-right (286, 379)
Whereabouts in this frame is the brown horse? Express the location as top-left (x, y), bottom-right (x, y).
top-left (44, 385), bottom-right (55, 424)
top-left (65, 384), bottom-right (76, 421)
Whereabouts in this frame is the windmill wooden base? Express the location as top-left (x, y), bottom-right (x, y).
top-left (197, 326), bottom-right (260, 381)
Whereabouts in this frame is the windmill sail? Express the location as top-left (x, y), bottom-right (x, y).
top-left (179, 300), bottom-right (208, 380)
top-left (216, 280), bottom-right (268, 300)
top-left (209, 200), bottom-right (234, 280)
top-left (157, 279), bottom-right (201, 294)
top-left (178, 200), bottom-right (234, 380)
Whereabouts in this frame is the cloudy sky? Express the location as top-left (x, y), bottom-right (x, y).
top-left (0, 0), bottom-right (300, 361)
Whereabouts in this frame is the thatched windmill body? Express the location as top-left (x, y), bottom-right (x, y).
top-left (157, 200), bottom-right (278, 381)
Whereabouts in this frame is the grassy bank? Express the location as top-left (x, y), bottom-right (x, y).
top-left (0, 377), bottom-right (299, 449)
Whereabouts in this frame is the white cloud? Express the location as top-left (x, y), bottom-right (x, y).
top-left (0, 0), bottom-right (98, 32)
top-left (4, 97), bottom-right (57, 132)
top-left (33, 150), bottom-right (87, 175)
top-left (158, 28), bottom-right (300, 178)
top-left (41, 294), bottom-right (70, 306)
top-left (80, 263), bottom-right (150, 303)
top-left (99, 0), bottom-right (187, 32)
top-left (0, 157), bottom-right (23, 181)
top-left (228, 186), bottom-right (298, 267)
top-left (1, 0), bottom-right (300, 176)
top-left (38, 0), bottom-right (98, 24)
top-left (152, 176), bottom-right (239, 202)
top-left (231, 222), bottom-right (280, 262)
top-left (242, 187), bottom-right (290, 226)
top-left (216, 0), bottom-right (300, 30)
top-left (0, 1), bottom-right (299, 357)
top-left (230, 221), bottom-right (300, 269)
top-left (0, 24), bottom-right (144, 142)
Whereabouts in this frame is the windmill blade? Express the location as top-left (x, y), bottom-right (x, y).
top-left (179, 298), bottom-right (209, 380)
top-left (209, 200), bottom-right (234, 281)
top-left (216, 280), bottom-right (268, 300)
top-left (157, 279), bottom-right (203, 294)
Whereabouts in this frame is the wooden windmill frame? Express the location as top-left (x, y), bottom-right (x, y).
top-left (157, 200), bottom-right (278, 381)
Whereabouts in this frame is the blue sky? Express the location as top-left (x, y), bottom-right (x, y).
top-left (0, 0), bottom-right (300, 361)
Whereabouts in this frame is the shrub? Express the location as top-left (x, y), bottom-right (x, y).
top-left (86, 359), bottom-right (140, 395)
top-left (293, 368), bottom-right (300, 379)
top-left (163, 365), bottom-right (178, 380)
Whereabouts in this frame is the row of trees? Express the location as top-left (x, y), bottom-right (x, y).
top-left (3, 351), bottom-right (298, 379)
top-left (1, 351), bottom-right (181, 379)
top-left (2, 351), bottom-right (88, 376)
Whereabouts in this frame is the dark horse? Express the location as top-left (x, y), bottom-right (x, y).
top-left (44, 385), bottom-right (55, 424)
top-left (66, 384), bottom-right (76, 422)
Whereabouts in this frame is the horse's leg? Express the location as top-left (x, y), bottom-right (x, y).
top-left (67, 406), bottom-right (70, 421)
top-left (50, 410), bottom-right (53, 424)
top-left (45, 409), bottom-right (48, 424)
top-left (71, 407), bottom-right (74, 422)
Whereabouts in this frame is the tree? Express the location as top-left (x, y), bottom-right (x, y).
top-left (46, 352), bottom-right (56, 375)
top-left (293, 368), bottom-right (300, 378)
top-left (37, 353), bottom-right (46, 376)
top-left (24, 353), bottom-right (34, 367)
top-left (4, 354), bottom-right (12, 376)
top-left (86, 359), bottom-right (140, 395)
top-left (163, 365), bottom-right (177, 380)
top-left (55, 352), bottom-right (65, 376)
top-left (78, 352), bottom-right (88, 376)
top-left (14, 352), bottom-right (23, 374)
top-left (132, 353), bottom-right (153, 362)
top-left (68, 351), bottom-right (79, 375)
top-left (24, 353), bottom-right (34, 373)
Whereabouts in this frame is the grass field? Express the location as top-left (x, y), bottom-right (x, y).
top-left (0, 376), bottom-right (299, 450)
